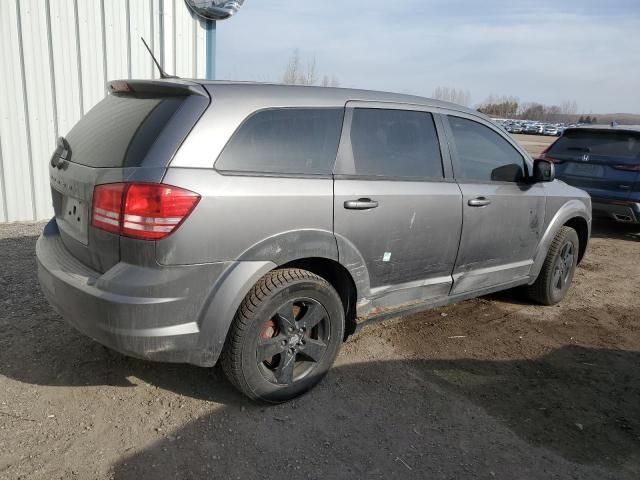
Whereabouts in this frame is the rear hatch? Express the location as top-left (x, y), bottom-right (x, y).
top-left (544, 128), bottom-right (640, 202)
top-left (49, 79), bottom-right (209, 272)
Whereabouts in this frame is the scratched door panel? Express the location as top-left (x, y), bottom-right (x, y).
top-left (334, 179), bottom-right (462, 289)
top-left (332, 104), bottom-right (462, 303)
top-left (451, 182), bottom-right (546, 294)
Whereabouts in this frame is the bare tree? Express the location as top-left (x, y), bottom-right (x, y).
top-left (455, 89), bottom-right (471, 107)
top-left (519, 102), bottom-right (545, 121)
top-left (282, 49), bottom-right (301, 85)
top-left (560, 100), bottom-right (578, 116)
top-left (432, 86), bottom-right (471, 107)
top-left (511, 100), bottom-right (581, 122)
top-left (300, 57), bottom-right (318, 86)
top-left (477, 94), bottom-right (519, 118)
top-left (282, 49), bottom-right (339, 87)
top-left (546, 105), bottom-right (562, 122)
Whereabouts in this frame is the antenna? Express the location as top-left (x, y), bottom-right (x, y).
top-left (140, 37), bottom-right (178, 79)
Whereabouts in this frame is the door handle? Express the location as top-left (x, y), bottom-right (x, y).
top-left (468, 197), bottom-right (491, 207)
top-left (344, 198), bottom-right (379, 210)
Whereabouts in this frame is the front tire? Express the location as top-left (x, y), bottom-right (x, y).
top-left (527, 226), bottom-right (579, 305)
top-left (221, 268), bottom-right (345, 403)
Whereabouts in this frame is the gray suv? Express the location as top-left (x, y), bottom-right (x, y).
top-left (37, 80), bottom-right (591, 402)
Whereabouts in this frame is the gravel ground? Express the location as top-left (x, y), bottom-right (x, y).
top-left (1, 135), bottom-right (639, 479)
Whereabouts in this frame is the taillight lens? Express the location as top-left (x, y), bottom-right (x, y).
top-left (92, 184), bottom-right (125, 234)
top-left (544, 156), bottom-right (563, 164)
top-left (612, 164), bottom-right (640, 172)
top-left (92, 183), bottom-right (200, 240)
top-left (121, 184), bottom-right (200, 240)
top-left (537, 142), bottom-right (564, 163)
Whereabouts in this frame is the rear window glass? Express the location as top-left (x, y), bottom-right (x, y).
top-left (347, 108), bottom-right (443, 178)
top-left (216, 108), bottom-right (344, 175)
top-left (65, 94), bottom-right (185, 168)
top-left (548, 130), bottom-right (640, 160)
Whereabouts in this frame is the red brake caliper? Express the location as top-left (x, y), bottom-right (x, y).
top-left (260, 320), bottom-right (280, 367)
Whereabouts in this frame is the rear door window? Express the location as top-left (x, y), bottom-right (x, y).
top-left (65, 94), bottom-right (186, 168)
top-left (344, 108), bottom-right (443, 178)
top-left (447, 115), bottom-right (526, 182)
top-left (547, 130), bottom-right (640, 162)
top-left (215, 108), bottom-right (344, 175)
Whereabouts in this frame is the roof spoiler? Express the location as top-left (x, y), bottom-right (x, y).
top-left (106, 79), bottom-right (209, 97)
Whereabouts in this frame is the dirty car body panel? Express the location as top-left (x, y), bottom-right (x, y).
top-left (36, 80), bottom-right (592, 367)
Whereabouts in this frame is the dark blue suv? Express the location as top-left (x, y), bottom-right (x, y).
top-left (540, 126), bottom-right (640, 223)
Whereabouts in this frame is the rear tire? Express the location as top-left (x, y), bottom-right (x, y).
top-left (527, 226), bottom-right (579, 305)
top-left (221, 268), bottom-right (345, 403)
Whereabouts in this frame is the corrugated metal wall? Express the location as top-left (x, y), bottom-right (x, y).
top-left (0, 0), bottom-right (207, 222)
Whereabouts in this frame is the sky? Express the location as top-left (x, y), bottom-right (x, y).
top-left (215, 0), bottom-right (640, 113)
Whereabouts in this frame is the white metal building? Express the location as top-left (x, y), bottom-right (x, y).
top-left (0, 0), bottom-right (210, 222)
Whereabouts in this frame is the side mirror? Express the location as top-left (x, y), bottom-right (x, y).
top-left (532, 159), bottom-right (555, 182)
top-left (490, 163), bottom-right (524, 182)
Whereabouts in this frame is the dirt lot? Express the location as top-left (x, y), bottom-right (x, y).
top-left (1, 135), bottom-right (639, 479)
top-left (513, 133), bottom-right (556, 157)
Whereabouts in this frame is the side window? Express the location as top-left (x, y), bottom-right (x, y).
top-left (346, 108), bottom-right (444, 178)
top-left (215, 108), bottom-right (344, 175)
top-left (447, 116), bottom-right (526, 182)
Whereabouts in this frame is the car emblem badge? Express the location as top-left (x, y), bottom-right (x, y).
top-left (581, 154), bottom-right (590, 162)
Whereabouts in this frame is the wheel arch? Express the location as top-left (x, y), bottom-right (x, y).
top-left (235, 229), bottom-right (369, 337)
top-left (197, 250), bottom-right (363, 366)
top-left (529, 199), bottom-right (591, 283)
top-left (196, 260), bottom-right (277, 367)
top-left (280, 257), bottom-right (358, 338)
top-left (564, 216), bottom-right (589, 264)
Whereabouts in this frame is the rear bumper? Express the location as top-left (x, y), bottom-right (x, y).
top-left (36, 219), bottom-right (231, 366)
top-left (591, 199), bottom-right (640, 223)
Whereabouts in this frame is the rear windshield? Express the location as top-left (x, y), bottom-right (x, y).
top-left (548, 130), bottom-right (640, 161)
top-left (215, 108), bottom-right (344, 175)
top-left (65, 94), bottom-right (185, 168)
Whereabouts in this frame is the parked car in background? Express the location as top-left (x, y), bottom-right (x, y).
top-left (525, 123), bottom-right (544, 135)
top-left (505, 123), bottom-right (523, 134)
top-left (543, 125), bottom-right (559, 136)
top-left (37, 80), bottom-right (592, 402)
top-left (540, 126), bottom-right (640, 223)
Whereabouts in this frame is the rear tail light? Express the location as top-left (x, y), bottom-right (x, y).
top-left (108, 80), bottom-right (133, 93)
top-left (537, 141), bottom-right (563, 163)
top-left (92, 183), bottom-right (126, 234)
top-left (538, 145), bottom-right (550, 160)
top-left (92, 183), bottom-right (200, 240)
top-left (544, 156), bottom-right (563, 164)
top-left (612, 164), bottom-right (640, 172)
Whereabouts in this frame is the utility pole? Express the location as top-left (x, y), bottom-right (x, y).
top-left (185, 1), bottom-right (247, 81)
top-left (206, 20), bottom-right (216, 80)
